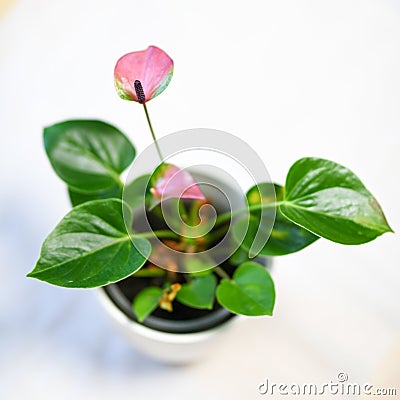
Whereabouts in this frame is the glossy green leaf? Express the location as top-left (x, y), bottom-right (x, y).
top-left (216, 262), bottom-right (275, 316)
top-left (27, 199), bottom-right (151, 288)
top-left (280, 158), bottom-right (392, 244)
top-left (133, 286), bottom-right (163, 322)
top-left (68, 184), bottom-right (122, 207)
top-left (176, 274), bottom-right (217, 309)
top-left (237, 183), bottom-right (319, 256)
top-left (44, 120), bottom-right (135, 192)
top-left (123, 174), bottom-right (151, 210)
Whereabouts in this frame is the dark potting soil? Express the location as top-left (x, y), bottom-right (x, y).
top-left (114, 260), bottom-right (235, 321)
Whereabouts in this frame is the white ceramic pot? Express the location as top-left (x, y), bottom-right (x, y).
top-left (97, 287), bottom-right (237, 364)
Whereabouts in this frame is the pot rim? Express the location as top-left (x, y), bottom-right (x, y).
top-left (101, 282), bottom-right (235, 334)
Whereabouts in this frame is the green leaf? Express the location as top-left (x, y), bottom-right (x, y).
top-left (216, 262), bottom-right (275, 316)
top-left (236, 183), bottom-right (319, 256)
top-left (68, 184), bottom-right (122, 207)
top-left (133, 286), bottom-right (163, 322)
top-left (280, 158), bottom-right (392, 244)
top-left (27, 199), bottom-right (151, 288)
top-left (176, 274), bottom-right (217, 309)
top-left (123, 174), bottom-right (151, 210)
top-left (44, 120), bottom-right (135, 192)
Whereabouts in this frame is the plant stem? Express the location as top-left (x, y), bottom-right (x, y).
top-left (143, 103), bottom-right (163, 162)
top-left (135, 202), bottom-right (285, 241)
top-left (134, 230), bottom-right (179, 240)
top-left (214, 266), bottom-right (230, 280)
top-left (214, 201), bottom-right (286, 227)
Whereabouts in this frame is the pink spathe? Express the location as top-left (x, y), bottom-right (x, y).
top-left (114, 46), bottom-right (174, 103)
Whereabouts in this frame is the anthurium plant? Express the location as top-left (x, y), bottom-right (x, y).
top-left (28, 46), bottom-right (392, 324)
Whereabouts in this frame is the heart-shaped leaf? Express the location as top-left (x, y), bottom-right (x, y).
top-left (176, 274), bottom-right (217, 309)
top-left (216, 262), bottom-right (275, 316)
top-left (133, 286), bottom-right (163, 322)
top-left (44, 120), bottom-right (135, 192)
top-left (280, 158), bottom-right (392, 244)
top-left (27, 199), bottom-right (151, 288)
top-left (234, 183), bottom-right (319, 256)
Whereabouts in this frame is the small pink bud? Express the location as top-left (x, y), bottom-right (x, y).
top-left (149, 163), bottom-right (206, 207)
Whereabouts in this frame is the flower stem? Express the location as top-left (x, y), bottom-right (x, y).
top-left (142, 103), bottom-right (163, 162)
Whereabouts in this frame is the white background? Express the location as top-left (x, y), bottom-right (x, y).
top-left (0, 0), bottom-right (399, 399)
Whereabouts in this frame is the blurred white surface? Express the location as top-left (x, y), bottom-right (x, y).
top-left (0, 0), bottom-right (399, 399)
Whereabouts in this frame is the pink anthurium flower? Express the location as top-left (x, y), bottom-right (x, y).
top-left (114, 46), bottom-right (174, 103)
top-left (148, 163), bottom-right (205, 208)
